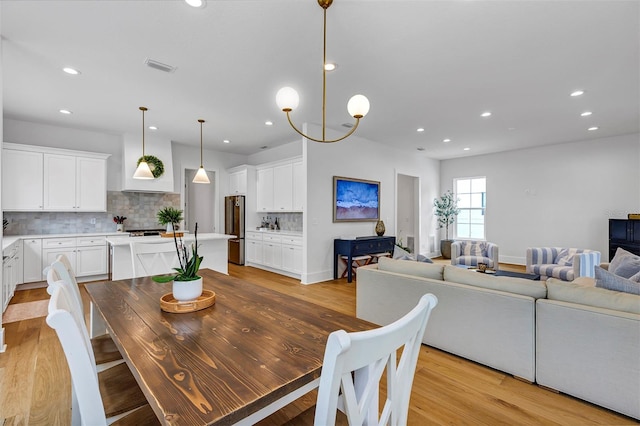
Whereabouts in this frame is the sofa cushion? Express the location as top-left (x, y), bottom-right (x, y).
top-left (529, 264), bottom-right (574, 281)
top-left (547, 278), bottom-right (640, 314)
top-left (377, 256), bottom-right (444, 280)
top-left (443, 265), bottom-right (547, 298)
top-left (595, 266), bottom-right (640, 295)
top-left (609, 247), bottom-right (640, 279)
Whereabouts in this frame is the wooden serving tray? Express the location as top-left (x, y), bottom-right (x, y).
top-left (160, 289), bottom-right (216, 313)
top-left (161, 232), bottom-right (184, 238)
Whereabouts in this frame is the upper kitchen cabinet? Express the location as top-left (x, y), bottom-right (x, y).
top-left (256, 157), bottom-right (303, 213)
top-left (227, 165), bottom-right (255, 196)
top-left (2, 143), bottom-right (110, 212)
top-left (2, 148), bottom-right (44, 210)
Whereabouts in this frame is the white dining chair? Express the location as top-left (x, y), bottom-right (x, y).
top-left (314, 293), bottom-right (438, 426)
top-left (129, 240), bottom-right (179, 278)
top-left (46, 282), bottom-right (159, 426)
top-left (46, 257), bottom-right (123, 370)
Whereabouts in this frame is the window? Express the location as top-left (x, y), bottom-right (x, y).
top-left (454, 177), bottom-right (486, 239)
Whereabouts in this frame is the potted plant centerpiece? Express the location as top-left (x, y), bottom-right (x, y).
top-left (157, 206), bottom-right (183, 234)
top-left (152, 223), bottom-right (204, 302)
top-left (434, 190), bottom-right (460, 259)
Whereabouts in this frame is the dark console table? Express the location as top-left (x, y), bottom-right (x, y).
top-left (334, 236), bottom-right (396, 283)
top-left (609, 219), bottom-right (640, 260)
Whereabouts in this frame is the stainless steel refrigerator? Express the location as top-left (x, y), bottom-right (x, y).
top-left (225, 195), bottom-right (245, 265)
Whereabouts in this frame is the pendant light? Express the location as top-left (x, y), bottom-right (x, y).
top-left (192, 119), bottom-right (210, 184)
top-left (133, 106), bottom-right (155, 179)
top-left (276, 0), bottom-right (369, 143)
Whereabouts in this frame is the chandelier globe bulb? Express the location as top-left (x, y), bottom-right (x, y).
top-left (276, 87), bottom-right (300, 111)
top-left (347, 94), bottom-right (370, 118)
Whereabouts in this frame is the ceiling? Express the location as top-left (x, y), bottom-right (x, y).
top-left (2, 0), bottom-right (638, 159)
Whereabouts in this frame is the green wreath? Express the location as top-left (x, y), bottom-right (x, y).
top-left (137, 155), bottom-right (164, 178)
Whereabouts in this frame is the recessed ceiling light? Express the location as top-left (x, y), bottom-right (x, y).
top-left (481, 112), bottom-right (492, 118)
top-left (324, 63), bottom-right (337, 71)
top-left (588, 126), bottom-right (599, 131)
top-left (265, 121), bottom-right (273, 126)
top-left (570, 90), bottom-right (585, 97)
top-left (417, 128), bottom-right (425, 132)
top-left (443, 138), bottom-right (451, 143)
top-left (463, 147), bottom-right (470, 151)
top-left (223, 140), bottom-right (230, 144)
top-left (62, 67), bottom-right (80, 75)
top-left (185, 0), bottom-right (205, 7)
top-left (580, 111), bottom-right (592, 117)
top-left (148, 126), bottom-right (158, 130)
top-left (59, 109), bottom-right (72, 114)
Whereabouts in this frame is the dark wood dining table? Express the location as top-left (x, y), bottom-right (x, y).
top-left (85, 268), bottom-right (375, 425)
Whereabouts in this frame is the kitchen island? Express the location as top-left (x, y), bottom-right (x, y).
top-left (106, 233), bottom-right (235, 280)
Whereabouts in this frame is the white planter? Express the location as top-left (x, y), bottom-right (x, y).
top-left (172, 277), bottom-right (203, 302)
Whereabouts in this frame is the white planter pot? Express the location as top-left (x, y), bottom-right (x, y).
top-left (172, 277), bottom-right (203, 302)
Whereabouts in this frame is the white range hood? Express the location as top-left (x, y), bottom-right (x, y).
top-left (122, 134), bottom-right (174, 192)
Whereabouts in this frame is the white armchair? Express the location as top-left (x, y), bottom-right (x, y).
top-left (526, 247), bottom-right (601, 281)
top-left (451, 241), bottom-right (499, 270)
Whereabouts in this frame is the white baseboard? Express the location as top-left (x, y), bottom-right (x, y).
top-left (500, 255), bottom-right (526, 266)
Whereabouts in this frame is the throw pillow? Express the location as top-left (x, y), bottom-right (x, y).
top-left (595, 266), bottom-right (640, 295)
top-left (609, 247), bottom-right (640, 279)
top-left (393, 245), bottom-right (412, 259)
top-left (462, 242), bottom-right (486, 257)
top-left (417, 254), bottom-right (434, 263)
top-left (555, 248), bottom-right (577, 266)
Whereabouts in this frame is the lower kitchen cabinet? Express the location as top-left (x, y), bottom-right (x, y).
top-left (41, 235), bottom-right (108, 279)
top-left (2, 240), bottom-right (22, 312)
top-left (23, 238), bottom-right (43, 282)
top-left (245, 231), bottom-right (302, 278)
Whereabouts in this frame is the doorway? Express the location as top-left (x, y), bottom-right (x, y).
top-left (396, 173), bottom-right (420, 255)
top-left (184, 168), bottom-right (216, 233)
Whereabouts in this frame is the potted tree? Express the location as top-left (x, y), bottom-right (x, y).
top-left (434, 190), bottom-right (460, 259)
top-left (157, 206), bottom-right (183, 234)
top-left (152, 223), bottom-right (203, 302)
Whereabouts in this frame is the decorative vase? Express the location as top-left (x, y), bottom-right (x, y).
top-left (375, 220), bottom-right (385, 236)
top-left (172, 277), bottom-right (203, 302)
top-left (441, 240), bottom-right (453, 259)
top-left (116, 224), bottom-right (124, 232)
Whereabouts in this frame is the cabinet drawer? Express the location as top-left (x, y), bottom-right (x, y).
top-left (77, 236), bottom-right (106, 247)
top-left (246, 232), bottom-right (263, 241)
top-left (281, 236), bottom-right (302, 246)
top-left (42, 238), bottom-right (76, 248)
top-left (263, 234), bottom-right (282, 244)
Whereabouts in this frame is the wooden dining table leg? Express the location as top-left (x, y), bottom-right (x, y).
top-left (89, 301), bottom-right (108, 338)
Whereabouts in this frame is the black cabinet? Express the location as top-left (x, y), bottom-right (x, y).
top-left (609, 219), bottom-right (640, 261)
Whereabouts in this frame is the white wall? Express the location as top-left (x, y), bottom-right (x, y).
top-left (4, 118), bottom-right (123, 190)
top-left (247, 140), bottom-right (301, 165)
top-left (304, 124), bottom-right (440, 284)
top-left (440, 133), bottom-right (640, 264)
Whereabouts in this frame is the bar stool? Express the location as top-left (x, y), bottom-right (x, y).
top-left (340, 255), bottom-right (372, 279)
top-left (370, 252), bottom-right (392, 263)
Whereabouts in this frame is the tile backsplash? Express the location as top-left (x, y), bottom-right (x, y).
top-left (3, 191), bottom-right (181, 235)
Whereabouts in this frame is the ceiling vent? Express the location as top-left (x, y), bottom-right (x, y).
top-left (144, 58), bottom-right (177, 73)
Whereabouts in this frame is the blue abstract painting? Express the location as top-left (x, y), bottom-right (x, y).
top-left (334, 177), bottom-right (379, 221)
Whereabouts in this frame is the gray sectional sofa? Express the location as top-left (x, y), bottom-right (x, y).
top-left (356, 257), bottom-right (640, 420)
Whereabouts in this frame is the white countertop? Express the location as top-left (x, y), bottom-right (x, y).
top-left (3, 232), bottom-right (123, 250)
top-left (106, 233), bottom-right (235, 246)
top-left (247, 229), bottom-right (303, 236)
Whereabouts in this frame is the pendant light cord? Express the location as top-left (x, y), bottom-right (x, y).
top-left (140, 106), bottom-right (148, 157)
top-left (322, 7), bottom-right (327, 142)
top-left (199, 119), bottom-right (205, 168)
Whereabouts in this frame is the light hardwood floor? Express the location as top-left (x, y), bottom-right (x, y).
top-left (0, 263), bottom-right (638, 425)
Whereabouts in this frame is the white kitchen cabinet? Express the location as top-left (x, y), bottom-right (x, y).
top-left (23, 238), bottom-right (43, 283)
top-left (42, 236), bottom-right (107, 278)
top-left (2, 240), bottom-right (23, 312)
top-left (273, 163), bottom-right (293, 211)
top-left (44, 154), bottom-right (107, 211)
top-left (292, 160), bottom-right (304, 212)
top-left (3, 143), bottom-right (109, 212)
top-left (245, 232), bottom-right (264, 264)
top-left (257, 168), bottom-right (274, 212)
top-left (262, 234), bottom-right (282, 269)
top-left (256, 158), bottom-right (301, 213)
top-left (2, 149), bottom-right (44, 211)
top-left (281, 235), bottom-right (302, 274)
top-left (228, 168), bottom-right (247, 195)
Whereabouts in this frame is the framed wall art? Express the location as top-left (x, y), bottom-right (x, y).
top-left (333, 176), bottom-right (380, 222)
